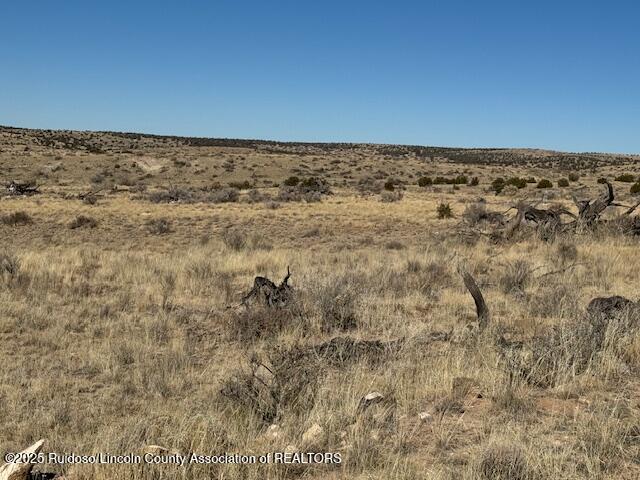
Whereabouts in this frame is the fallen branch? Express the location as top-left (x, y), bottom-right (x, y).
top-left (623, 200), bottom-right (640, 216)
top-left (575, 180), bottom-right (614, 225)
top-left (0, 439), bottom-right (45, 480)
top-left (241, 266), bottom-right (293, 308)
top-left (535, 262), bottom-right (585, 279)
top-left (458, 267), bottom-right (490, 330)
top-left (6, 181), bottom-right (39, 196)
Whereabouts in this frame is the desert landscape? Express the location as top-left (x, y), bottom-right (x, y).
top-left (1, 125), bottom-right (640, 479)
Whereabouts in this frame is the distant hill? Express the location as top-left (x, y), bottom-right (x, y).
top-left (1, 125), bottom-right (637, 168)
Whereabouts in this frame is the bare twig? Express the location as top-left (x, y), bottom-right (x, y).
top-left (535, 262), bottom-right (585, 279)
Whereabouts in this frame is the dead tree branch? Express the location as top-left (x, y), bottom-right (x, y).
top-left (6, 181), bottom-right (39, 196)
top-left (574, 180), bottom-right (614, 225)
top-left (241, 266), bottom-right (293, 308)
top-left (458, 267), bottom-right (490, 330)
top-left (535, 262), bottom-right (585, 279)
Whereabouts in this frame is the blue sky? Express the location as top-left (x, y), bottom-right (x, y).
top-left (1, 1), bottom-right (639, 153)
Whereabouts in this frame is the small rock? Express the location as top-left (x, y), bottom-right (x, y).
top-left (357, 391), bottom-right (384, 413)
top-left (418, 412), bottom-right (433, 423)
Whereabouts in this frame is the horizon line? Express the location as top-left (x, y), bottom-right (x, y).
top-left (1, 123), bottom-right (638, 157)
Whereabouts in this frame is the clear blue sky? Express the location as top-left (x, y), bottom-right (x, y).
top-left (1, 1), bottom-right (639, 153)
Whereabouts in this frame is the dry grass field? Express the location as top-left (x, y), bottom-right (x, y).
top-left (1, 126), bottom-right (640, 479)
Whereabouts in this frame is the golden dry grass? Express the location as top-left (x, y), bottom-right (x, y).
top-left (1, 128), bottom-right (639, 479)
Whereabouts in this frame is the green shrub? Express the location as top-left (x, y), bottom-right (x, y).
top-left (229, 180), bottom-right (251, 190)
top-left (506, 177), bottom-right (527, 189)
top-left (568, 172), bottom-right (580, 182)
top-left (417, 176), bottom-right (432, 187)
top-left (557, 178), bottom-right (569, 187)
top-left (437, 202), bottom-right (453, 219)
top-left (469, 176), bottom-right (479, 186)
top-left (526, 177), bottom-right (537, 184)
top-left (615, 173), bottom-right (636, 183)
top-left (453, 175), bottom-right (468, 185)
top-left (433, 176), bottom-right (448, 185)
top-left (631, 182), bottom-right (640, 195)
top-left (297, 177), bottom-right (331, 194)
top-left (432, 175), bottom-right (468, 185)
top-left (283, 176), bottom-right (300, 187)
top-left (536, 179), bottom-right (553, 189)
top-left (491, 178), bottom-right (505, 194)
top-left (597, 177), bottom-right (608, 184)
top-left (383, 180), bottom-right (395, 191)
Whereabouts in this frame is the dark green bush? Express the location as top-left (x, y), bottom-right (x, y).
top-left (568, 172), bottom-right (580, 182)
top-left (417, 176), bottom-right (433, 187)
top-left (298, 177), bottom-right (331, 194)
top-left (283, 176), bottom-right (300, 187)
top-left (437, 202), bottom-right (453, 219)
top-left (432, 176), bottom-right (468, 185)
top-left (506, 177), bottom-right (527, 189)
top-left (433, 176), bottom-right (448, 185)
top-left (615, 173), bottom-right (636, 183)
top-left (557, 178), bottom-right (569, 187)
top-left (228, 180), bottom-right (253, 190)
top-left (631, 182), bottom-right (640, 195)
top-left (536, 179), bottom-right (553, 189)
top-left (453, 175), bottom-right (468, 185)
top-left (491, 178), bottom-right (505, 194)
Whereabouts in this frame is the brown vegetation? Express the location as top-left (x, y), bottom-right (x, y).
top-left (0, 127), bottom-right (639, 480)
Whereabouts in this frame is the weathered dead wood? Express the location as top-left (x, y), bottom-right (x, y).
top-left (503, 204), bottom-right (525, 239)
top-left (241, 266), bottom-right (293, 307)
top-left (6, 181), bottom-right (39, 196)
top-left (504, 201), bottom-right (577, 239)
top-left (499, 182), bottom-right (628, 240)
top-left (77, 188), bottom-right (102, 200)
top-left (574, 180), bottom-right (614, 225)
top-left (622, 200), bottom-right (640, 216)
top-left (458, 268), bottom-right (490, 330)
top-left (535, 262), bottom-right (585, 279)
top-left (0, 439), bottom-right (45, 480)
